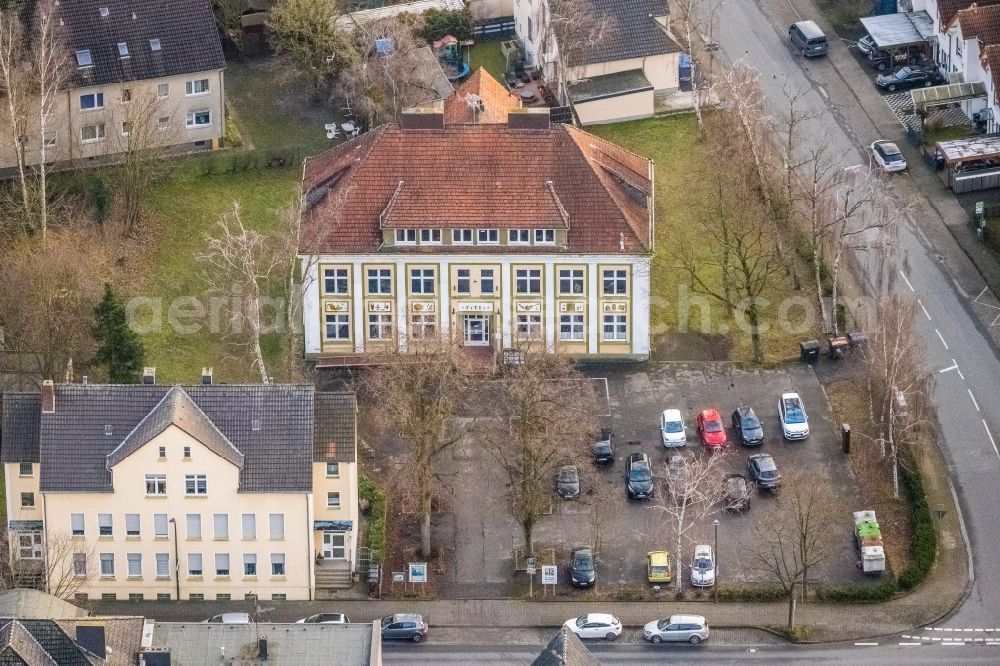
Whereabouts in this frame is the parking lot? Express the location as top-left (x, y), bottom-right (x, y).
top-left (432, 362), bottom-right (870, 597)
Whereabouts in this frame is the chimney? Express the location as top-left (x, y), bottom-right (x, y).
top-left (142, 367), bottom-right (156, 385)
top-left (41, 380), bottom-right (55, 414)
top-left (399, 102), bottom-right (445, 130)
top-left (76, 625), bottom-right (106, 660)
top-left (201, 367), bottom-right (213, 385)
top-left (507, 108), bottom-right (551, 130)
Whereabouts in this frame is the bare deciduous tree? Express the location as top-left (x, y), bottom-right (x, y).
top-left (268, 0), bottom-right (352, 98)
top-left (0, 7), bottom-right (34, 228)
top-left (0, 531), bottom-right (95, 600)
top-left (112, 90), bottom-right (170, 236)
top-left (536, 0), bottom-right (615, 102)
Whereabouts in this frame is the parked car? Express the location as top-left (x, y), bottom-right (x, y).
top-left (203, 613), bottom-right (250, 624)
top-left (724, 473), bottom-right (752, 511)
top-left (748, 453), bottom-right (781, 490)
top-left (296, 613), bottom-right (350, 624)
top-left (643, 614), bottom-right (710, 644)
top-left (690, 545), bottom-right (716, 588)
top-left (646, 550), bottom-right (672, 583)
top-left (660, 408), bottom-right (687, 447)
top-left (789, 20), bottom-right (828, 57)
top-left (555, 465), bottom-right (581, 500)
top-left (625, 452), bottom-right (654, 500)
top-left (592, 428), bottom-right (616, 465)
top-left (564, 613), bottom-right (622, 641)
top-left (778, 392), bottom-right (809, 440)
top-left (871, 140), bottom-right (907, 172)
top-left (697, 408), bottom-right (728, 449)
top-left (380, 614), bottom-right (428, 642)
top-left (875, 65), bottom-right (943, 92)
top-left (857, 34), bottom-right (876, 56)
top-left (666, 454), bottom-right (691, 497)
top-left (731, 405), bottom-right (764, 445)
top-left (570, 546), bottom-right (597, 588)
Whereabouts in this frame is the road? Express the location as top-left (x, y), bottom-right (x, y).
top-left (699, 0), bottom-right (1000, 631)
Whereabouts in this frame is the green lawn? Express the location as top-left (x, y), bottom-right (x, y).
top-left (469, 42), bottom-right (507, 82)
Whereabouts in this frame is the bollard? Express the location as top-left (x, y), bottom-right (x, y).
top-left (842, 423), bottom-right (851, 454)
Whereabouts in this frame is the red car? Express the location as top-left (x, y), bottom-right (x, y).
top-left (697, 408), bottom-right (728, 449)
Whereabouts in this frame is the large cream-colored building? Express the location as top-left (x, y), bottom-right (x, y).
top-left (0, 0), bottom-right (225, 170)
top-left (1, 374), bottom-right (359, 601)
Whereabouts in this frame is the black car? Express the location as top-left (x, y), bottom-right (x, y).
top-left (570, 546), bottom-right (596, 587)
top-left (625, 452), bottom-right (654, 500)
top-left (724, 473), bottom-right (752, 511)
top-left (592, 428), bottom-right (616, 465)
top-left (555, 465), bottom-right (581, 500)
top-left (747, 454), bottom-right (781, 490)
top-left (875, 65), bottom-right (943, 92)
top-left (731, 406), bottom-right (764, 446)
top-left (380, 614), bottom-right (428, 642)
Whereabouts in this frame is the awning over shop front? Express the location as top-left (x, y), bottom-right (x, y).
top-left (911, 82), bottom-right (987, 112)
top-left (860, 11), bottom-right (934, 49)
top-left (936, 134), bottom-right (1000, 165)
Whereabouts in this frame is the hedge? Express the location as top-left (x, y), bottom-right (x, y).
top-left (716, 584), bottom-right (787, 602)
top-left (814, 581), bottom-right (896, 602)
top-left (898, 465), bottom-right (937, 591)
top-left (359, 474), bottom-right (387, 560)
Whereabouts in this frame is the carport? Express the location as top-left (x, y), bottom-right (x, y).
top-left (935, 135), bottom-right (1000, 193)
top-left (912, 82), bottom-right (989, 132)
top-left (860, 11), bottom-right (935, 70)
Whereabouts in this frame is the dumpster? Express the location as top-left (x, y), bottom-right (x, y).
top-left (800, 340), bottom-right (820, 363)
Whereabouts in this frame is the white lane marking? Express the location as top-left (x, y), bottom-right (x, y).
top-left (984, 420), bottom-right (999, 460)
top-left (918, 299), bottom-right (932, 320)
top-left (935, 329), bottom-right (949, 349)
top-left (943, 642), bottom-right (966, 646)
top-left (969, 389), bottom-right (981, 411)
top-left (900, 270), bottom-right (915, 292)
top-left (854, 642), bottom-right (878, 646)
top-left (939, 363), bottom-right (959, 375)
top-left (899, 642), bottom-right (921, 646)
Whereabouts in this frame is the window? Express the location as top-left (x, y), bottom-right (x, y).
top-left (559, 314), bottom-right (585, 341)
top-left (515, 268), bottom-right (541, 295)
top-left (125, 513), bottom-right (140, 537)
top-left (98, 513), bottom-right (113, 537)
top-left (185, 79), bottom-right (210, 95)
top-left (156, 83), bottom-right (169, 99)
top-left (157, 115), bottom-right (170, 131)
top-left (189, 593), bottom-right (204, 600)
top-left (509, 229), bottom-right (530, 244)
top-left (154, 514), bottom-right (168, 538)
top-left (73, 553), bottom-right (86, 577)
top-left (411, 268), bottom-right (435, 294)
top-left (71, 514), bottom-right (85, 537)
top-left (244, 553), bottom-right (257, 576)
top-left (419, 229), bottom-right (441, 244)
top-left (75, 50), bottom-right (92, 67)
top-left (100, 593), bottom-right (115, 601)
top-left (117, 42), bottom-right (129, 58)
top-left (603, 269), bottom-right (628, 295)
top-left (129, 593), bottom-right (143, 602)
top-left (395, 229), bottom-right (416, 244)
top-left (410, 313), bottom-right (436, 339)
top-left (79, 92), bottom-right (104, 110)
top-left (559, 268), bottom-right (584, 295)
top-left (100, 553), bottom-right (114, 576)
top-left (80, 124), bottom-right (105, 143)
top-left (183, 446), bottom-right (191, 458)
top-left (121, 121), bottom-right (131, 136)
top-left (42, 132), bottom-right (56, 148)
top-left (215, 553), bottom-right (230, 576)
top-left (325, 313), bottom-right (350, 340)
top-left (145, 474), bottom-right (166, 495)
top-left (478, 229), bottom-right (499, 244)
top-left (327, 492), bottom-right (341, 508)
top-left (158, 446), bottom-right (166, 459)
top-left (452, 229), bottom-right (473, 244)
top-left (456, 269), bottom-right (471, 294)
top-left (20, 492), bottom-right (34, 508)
top-left (186, 514), bottom-right (201, 539)
top-left (517, 314), bottom-right (543, 340)
top-left (242, 513), bottom-right (256, 539)
top-left (188, 553), bottom-right (203, 576)
top-left (185, 110), bottom-right (211, 128)
top-left (269, 514), bottom-right (284, 540)
top-left (535, 229), bottom-right (555, 244)
top-left (16, 533), bottom-right (41, 560)
top-left (367, 268), bottom-right (392, 294)
top-left (603, 314), bottom-right (628, 341)
top-left (18, 462), bottom-right (32, 476)
top-left (121, 88), bottom-right (132, 104)
top-left (324, 267), bottom-right (349, 294)
top-left (481, 269), bottom-right (495, 294)
top-left (127, 553), bottom-right (141, 577)
top-left (156, 593), bottom-right (170, 601)
top-left (367, 313), bottom-right (393, 340)
top-left (185, 474), bottom-right (207, 495)
top-left (213, 514), bottom-right (229, 540)
top-left (149, 38), bottom-right (161, 51)
top-left (272, 593), bottom-right (287, 601)
top-left (217, 593), bottom-right (231, 601)
top-left (325, 462), bottom-right (340, 477)
top-left (271, 553), bottom-right (286, 576)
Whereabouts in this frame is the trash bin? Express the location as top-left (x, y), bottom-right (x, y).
top-left (847, 331), bottom-right (868, 348)
top-left (800, 340), bottom-right (820, 363)
top-left (828, 336), bottom-right (849, 360)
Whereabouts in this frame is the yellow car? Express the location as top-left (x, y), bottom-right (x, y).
top-left (647, 550), bottom-right (672, 583)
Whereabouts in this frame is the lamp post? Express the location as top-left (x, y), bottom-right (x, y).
top-left (713, 519), bottom-right (720, 603)
top-left (169, 517), bottom-right (180, 601)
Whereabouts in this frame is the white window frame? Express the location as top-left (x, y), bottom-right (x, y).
top-left (42, 132), bottom-right (56, 149)
top-left (100, 553), bottom-right (115, 577)
top-left (73, 553), bottom-right (87, 577)
top-left (558, 268), bottom-right (585, 295)
top-left (410, 268), bottom-right (435, 295)
top-left (242, 513), bottom-right (256, 539)
top-left (154, 513), bottom-right (168, 538)
top-left (367, 313), bottom-right (393, 340)
top-left (157, 115), bottom-right (170, 132)
top-left (186, 513), bottom-right (202, 539)
top-left (125, 513), bottom-right (140, 537)
top-left (71, 513), bottom-right (85, 537)
top-left (80, 124), bottom-right (105, 144)
top-left (269, 513), bottom-right (285, 540)
top-left (324, 267), bottom-right (349, 295)
top-left (452, 229), bottom-right (473, 244)
top-left (516, 314), bottom-right (543, 340)
top-left (410, 312), bottom-right (436, 339)
top-left (215, 553), bottom-right (230, 576)
top-left (325, 313), bottom-right (350, 340)
top-left (327, 491), bottom-right (341, 508)
top-left (145, 474), bottom-right (166, 495)
top-left (271, 553), bottom-right (286, 576)
top-left (185, 110), bottom-right (211, 129)
top-left (508, 229), bottom-right (530, 245)
top-left (603, 269), bottom-right (628, 295)
top-left (155, 553), bottom-right (169, 577)
top-left (20, 492), bottom-right (34, 508)
top-left (127, 552), bottom-right (142, 577)
top-left (477, 228), bottom-right (499, 244)
top-left (117, 42), bottom-right (129, 58)
top-left (367, 267), bottom-right (392, 294)
top-left (456, 268), bottom-right (471, 294)
top-left (534, 229), bottom-right (555, 245)
top-left (419, 229), bottom-right (442, 245)
top-left (244, 553), bottom-right (257, 576)
top-left (98, 513), bottom-right (113, 537)
top-left (75, 49), bottom-right (93, 68)
top-left (185, 474), bottom-right (207, 496)
top-left (79, 92), bottom-right (104, 111)
top-left (602, 314), bottom-right (628, 341)
top-left (156, 83), bottom-right (169, 100)
top-left (515, 268), bottom-right (542, 295)
top-left (188, 553), bottom-right (203, 577)
top-left (325, 462), bottom-right (340, 477)
top-left (395, 229), bottom-right (416, 245)
top-left (149, 38), bottom-right (161, 52)
top-left (481, 268), bottom-right (495, 295)
top-left (213, 514), bottom-right (229, 540)
top-left (185, 78), bottom-right (210, 96)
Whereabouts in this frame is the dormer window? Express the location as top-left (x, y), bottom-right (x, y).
top-left (104, 424), bottom-right (113, 436)
top-left (395, 229), bottom-right (416, 244)
top-left (117, 42), bottom-right (129, 58)
top-left (419, 229), bottom-right (441, 244)
top-left (149, 39), bottom-right (161, 52)
top-left (534, 229), bottom-right (555, 245)
top-left (477, 229), bottom-right (499, 244)
top-left (75, 50), bottom-right (93, 68)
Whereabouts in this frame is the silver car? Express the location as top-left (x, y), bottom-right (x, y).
top-left (643, 614), bottom-right (710, 644)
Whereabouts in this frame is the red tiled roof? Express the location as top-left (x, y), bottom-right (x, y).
top-left (983, 43), bottom-right (1000, 95)
top-left (943, 0), bottom-right (1000, 27)
top-left (300, 121), bottom-right (652, 255)
top-left (443, 68), bottom-right (522, 124)
top-left (956, 2), bottom-right (1000, 44)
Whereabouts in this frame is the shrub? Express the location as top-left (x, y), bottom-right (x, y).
top-left (716, 584), bottom-right (786, 602)
top-left (85, 173), bottom-right (113, 225)
top-left (898, 467), bottom-right (937, 591)
top-left (421, 8), bottom-right (473, 42)
top-left (359, 474), bottom-right (387, 560)
top-left (814, 581), bottom-right (896, 602)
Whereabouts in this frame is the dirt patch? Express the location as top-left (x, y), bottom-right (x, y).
top-left (651, 331), bottom-right (733, 362)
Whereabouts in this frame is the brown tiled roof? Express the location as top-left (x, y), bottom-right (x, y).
top-left (942, 0), bottom-right (1000, 27)
top-left (983, 43), bottom-right (1000, 94)
top-left (957, 2), bottom-right (1000, 44)
top-left (443, 68), bottom-right (522, 124)
top-left (300, 121), bottom-right (652, 255)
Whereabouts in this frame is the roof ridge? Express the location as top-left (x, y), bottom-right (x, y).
top-left (3, 619), bottom-right (60, 666)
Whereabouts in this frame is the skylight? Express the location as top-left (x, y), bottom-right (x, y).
top-left (99, 7), bottom-right (109, 17)
top-left (75, 49), bottom-right (93, 67)
top-left (149, 38), bottom-right (161, 52)
top-left (117, 42), bottom-right (129, 58)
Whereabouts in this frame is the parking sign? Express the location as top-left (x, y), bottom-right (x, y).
top-left (541, 565), bottom-right (557, 585)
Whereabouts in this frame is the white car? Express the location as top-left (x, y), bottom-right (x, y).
top-left (690, 545), bottom-right (716, 587)
top-left (778, 392), bottom-right (809, 440)
top-left (296, 613), bottom-right (350, 624)
top-left (564, 613), bottom-right (622, 641)
top-left (871, 140), bottom-right (907, 172)
top-left (660, 408), bottom-right (687, 447)
top-left (203, 613), bottom-right (251, 624)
